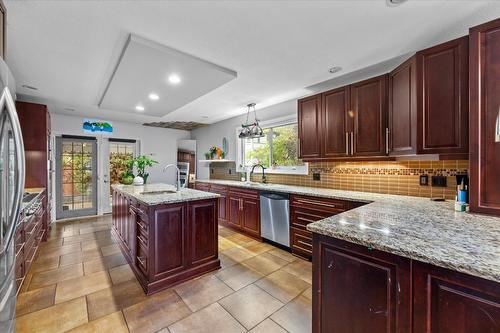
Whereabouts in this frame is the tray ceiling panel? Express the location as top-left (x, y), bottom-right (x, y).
top-left (99, 34), bottom-right (237, 116)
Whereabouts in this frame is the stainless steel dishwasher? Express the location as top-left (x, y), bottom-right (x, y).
top-left (260, 192), bottom-right (290, 247)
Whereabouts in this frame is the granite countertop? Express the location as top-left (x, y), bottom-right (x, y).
top-left (195, 179), bottom-right (500, 283)
top-left (112, 183), bottom-right (220, 206)
top-left (21, 187), bottom-right (46, 211)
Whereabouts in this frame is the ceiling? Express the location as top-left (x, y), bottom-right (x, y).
top-left (5, 0), bottom-right (500, 125)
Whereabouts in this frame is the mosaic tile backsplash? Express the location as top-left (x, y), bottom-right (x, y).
top-left (209, 160), bottom-right (469, 200)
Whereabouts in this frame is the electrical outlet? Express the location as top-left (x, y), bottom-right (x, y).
top-left (228, 169), bottom-right (232, 175)
top-left (419, 175), bottom-right (429, 186)
top-left (313, 172), bottom-right (321, 181)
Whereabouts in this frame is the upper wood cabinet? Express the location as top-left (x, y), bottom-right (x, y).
top-left (322, 86), bottom-right (351, 158)
top-left (416, 36), bottom-right (469, 156)
top-left (389, 57), bottom-right (417, 156)
top-left (469, 18), bottom-right (500, 216)
top-left (350, 75), bottom-right (388, 156)
top-left (298, 94), bottom-right (322, 159)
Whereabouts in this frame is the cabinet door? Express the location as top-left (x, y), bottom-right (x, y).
top-left (298, 94), bottom-right (322, 159)
top-left (413, 262), bottom-right (500, 333)
top-left (389, 57), bottom-right (417, 156)
top-left (416, 36), bottom-right (468, 155)
top-left (313, 235), bottom-right (411, 333)
top-left (322, 87), bottom-right (351, 158)
top-left (210, 186), bottom-right (228, 223)
top-left (469, 19), bottom-right (500, 216)
top-left (350, 75), bottom-right (388, 156)
top-left (228, 195), bottom-right (241, 228)
top-left (188, 200), bottom-right (218, 266)
top-left (152, 204), bottom-right (186, 279)
top-left (241, 197), bottom-right (260, 238)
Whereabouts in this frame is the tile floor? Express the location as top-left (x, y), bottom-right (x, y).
top-left (16, 214), bottom-right (312, 333)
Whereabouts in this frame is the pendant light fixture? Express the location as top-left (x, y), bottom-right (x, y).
top-left (239, 103), bottom-right (264, 139)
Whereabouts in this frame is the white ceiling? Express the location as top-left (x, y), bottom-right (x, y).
top-left (5, 0), bottom-right (500, 125)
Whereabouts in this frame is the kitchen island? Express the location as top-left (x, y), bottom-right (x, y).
top-left (112, 183), bottom-right (220, 295)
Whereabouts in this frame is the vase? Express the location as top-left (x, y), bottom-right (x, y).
top-left (133, 176), bottom-right (144, 186)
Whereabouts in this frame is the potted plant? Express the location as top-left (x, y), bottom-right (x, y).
top-left (131, 155), bottom-right (158, 184)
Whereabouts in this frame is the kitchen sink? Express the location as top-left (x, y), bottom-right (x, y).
top-left (140, 190), bottom-right (177, 195)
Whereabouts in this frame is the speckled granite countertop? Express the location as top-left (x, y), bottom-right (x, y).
top-left (196, 179), bottom-right (500, 283)
top-left (112, 183), bottom-right (219, 205)
top-left (21, 187), bottom-right (45, 211)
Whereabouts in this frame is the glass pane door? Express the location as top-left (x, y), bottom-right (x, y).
top-left (56, 137), bottom-right (97, 219)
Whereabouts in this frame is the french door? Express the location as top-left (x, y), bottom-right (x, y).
top-left (55, 136), bottom-right (97, 219)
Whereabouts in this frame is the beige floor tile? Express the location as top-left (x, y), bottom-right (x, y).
top-left (168, 302), bottom-right (245, 333)
top-left (302, 286), bottom-right (312, 300)
top-left (59, 248), bottom-right (103, 267)
top-left (16, 285), bottom-right (56, 316)
top-left (174, 274), bottom-right (233, 312)
top-left (16, 297), bottom-right (88, 333)
top-left (242, 240), bottom-right (274, 255)
top-left (109, 264), bottom-right (135, 284)
top-left (38, 237), bottom-right (64, 249)
top-left (281, 260), bottom-right (312, 284)
top-left (29, 255), bottom-right (60, 273)
top-left (218, 253), bottom-right (237, 269)
top-left (216, 263), bottom-right (264, 291)
top-left (100, 243), bottom-right (121, 257)
top-left (225, 233), bottom-right (255, 246)
top-left (80, 236), bottom-right (116, 251)
top-left (271, 295), bottom-right (312, 333)
top-left (218, 226), bottom-right (236, 238)
top-left (249, 318), bottom-right (288, 333)
top-left (123, 289), bottom-right (192, 333)
top-left (242, 252), bottom-right (289, 276)
top-left (29, 263), bottom-right (84, 291)
top-left (55, 270), bottom-right (112, 304)
top-left (267, 248), bottom-right (298, 263)
top-left (86, 280), bottom-right (147, 320)
top-left (219, 284), bottom-right (284, 330)
top-left (38, 243), bottom-right (82, 258)
top-left (221, 246), bottom-right (256, 263)
top-left (218, 237), bottom-right (238, 251)
top-left (83, 252), bottom-right (127, 275)
top-left (67, 311), bottom-right (129, 333)
top-left (79, 225), bottom-right (110, 235)
top-left (20, 273), bottom-right (33, 293)
top-left (255, 269), bottom-right (310, 303)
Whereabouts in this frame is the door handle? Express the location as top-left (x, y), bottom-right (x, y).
top-left (350, 132), bottom-right (354, 155)
top-left (345, 132), bottom-right (349, 155)
top-left (386, 128), bottom-right (390, 155)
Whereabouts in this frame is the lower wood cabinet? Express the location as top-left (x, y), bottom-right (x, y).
top-left (313, 234), bottom-right (411, 333)
top-left (226, 187), bottom-right (261, 239)
top-left (413, 262), bottom-right (500, 333)
top-left (313, 233), bottom-right (500, 333)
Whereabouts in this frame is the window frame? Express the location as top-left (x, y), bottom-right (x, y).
top-left (236, 115), bottom-right (309, 175)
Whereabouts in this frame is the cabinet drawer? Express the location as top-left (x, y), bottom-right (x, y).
top-left (210, 184), bottom-right (228, 193)
top-left (291, 195), bottom-right (348, 213)
top-left (15, 255), bottom-right (24, 280)
top-left (291, 228), bottom-right (313, 257)
top-left (137, 232), bottom-right (148, 249)
top-left (229, 187), bottom-right (259, 199)
top-left (291, 207), bottom-right (334, 231)
top-left (195, 183), bottom-right (211, 191)
top-left (137, 245), bottom-right (148, 274)
top-left (131, 203), bottom-right (149, 223)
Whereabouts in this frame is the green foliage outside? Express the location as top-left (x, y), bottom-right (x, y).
top-left (110, 152), bottom-right (133, 186)
top-left (62, 154), bottom-right (92, 195)
top-left (244, 124), bottom-right (303, 168)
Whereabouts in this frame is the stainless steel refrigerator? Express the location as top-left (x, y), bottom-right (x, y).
top-left (0, 58), bottom-right (25, 333)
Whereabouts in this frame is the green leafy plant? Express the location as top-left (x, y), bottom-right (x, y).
top-left (131, 155), bottom-right (158, 184)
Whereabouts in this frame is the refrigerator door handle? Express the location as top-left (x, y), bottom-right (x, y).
top-left (0, 87), bottom-right (25, 256)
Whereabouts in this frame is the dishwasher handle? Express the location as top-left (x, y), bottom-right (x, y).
top-left (260, 192), bottom-right (289, 201)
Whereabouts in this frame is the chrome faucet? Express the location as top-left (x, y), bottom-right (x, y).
top-left (162, 164), bottom-right (181, 191)
top-left (251, 163), bottom-right (267, 183)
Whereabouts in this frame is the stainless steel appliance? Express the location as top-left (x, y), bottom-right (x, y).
top-left (0, 58), bottom-right (24, 333)
top-left (177, 162), bottom-right (189, 188)
top-left (260, 192), bottom-right (290, 247)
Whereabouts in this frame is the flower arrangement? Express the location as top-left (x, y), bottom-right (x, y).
top-left (208, 145), bottom-right (223, 159)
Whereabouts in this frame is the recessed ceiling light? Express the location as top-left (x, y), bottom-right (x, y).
top-left (135, 105), bottom-right (145, 112)
top-left (148, 93), bottom-right (159, 101)
top-left (22, 84), bottom-right (38, 91)
top-left (202, 116), bottom-right (209, 119)
top-left (63, 107), bottom-right (76, 112)
top-left (168, 74), bottom-right (181, 85)
top-left (328, 66), bottom-right (342, 74)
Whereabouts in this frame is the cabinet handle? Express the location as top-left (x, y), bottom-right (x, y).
top-left (385, 127), bottom-right (390, 155)
top-left (296, 199), bottom-right (338, 208)
top-left (327, 260), bottom-right (334, 269)
top-left (345, 132), bottom-right (349, 155)
top-left (137, 256), bottom-right (146, 268)
top-left (350, 132), bottom-right (354, 155)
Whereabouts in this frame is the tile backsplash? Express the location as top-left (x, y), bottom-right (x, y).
top-left (209, 160), bottom-right (469, 200)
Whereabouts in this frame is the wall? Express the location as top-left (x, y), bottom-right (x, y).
top-left (210, 160), bottom-right (469, 200)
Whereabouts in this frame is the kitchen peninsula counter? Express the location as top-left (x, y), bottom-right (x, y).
top-left (112, 183), bottom-right (220, 294)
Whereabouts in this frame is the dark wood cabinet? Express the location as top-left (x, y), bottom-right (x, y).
top-left (313, 234), bottom-right (411, 333)
top-left (194, 182), bottom-right (210, 192)
top-left (416, 36), bottom-right (469, 157)
top-left (112, 189), bottom-right (219, 294)
top-left (209, 184), bottom-right (228, 224)
top-left (322, 87), bottom-right (351, 158)
top-left (298, 94), bottom-right (322, 159)
top-left (469, 18), bottom-right (500, 216)
top-left (350, 75), bottom-right (388, 156)
top-left (413, 261), bottom-right (500, 333)
top-left (227, 187), bottom-right (261, 239)
top-left (389, 57), bottom-right (417, 156)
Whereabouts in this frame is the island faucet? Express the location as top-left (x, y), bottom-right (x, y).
top-left (250, 163), bottom-right (267, 183)
top-left (162, 164), bottom-right (181, 191)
